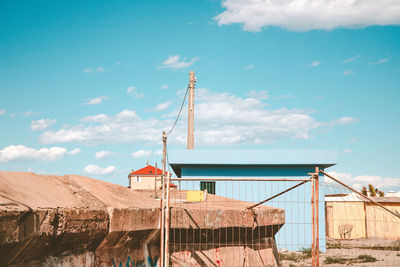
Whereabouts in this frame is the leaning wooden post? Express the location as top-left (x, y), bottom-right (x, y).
top-left (315, 167), bottom-right (320, 267)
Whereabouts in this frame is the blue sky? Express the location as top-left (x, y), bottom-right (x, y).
top-left (1, 0), bottom-right (400, 191)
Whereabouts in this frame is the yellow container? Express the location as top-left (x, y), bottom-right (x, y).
top-left (187, 190), bottom-right (204, 202)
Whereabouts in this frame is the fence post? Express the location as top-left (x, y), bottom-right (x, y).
top-left (315, 167), bottom-right (320, 267)
top-left (311, 175), bottom-right (315, 267)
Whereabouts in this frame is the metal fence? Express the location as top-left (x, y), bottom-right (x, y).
top-left (158, 171), bottom-right (400, 266)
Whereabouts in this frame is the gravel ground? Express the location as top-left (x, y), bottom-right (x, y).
top-left (279, 238), bottom-right (400, 267)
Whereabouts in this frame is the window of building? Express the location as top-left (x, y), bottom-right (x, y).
top-left (135, 177), bottom-right (141, 182)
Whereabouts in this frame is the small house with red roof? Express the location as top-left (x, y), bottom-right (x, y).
top-left (128, 164), bottom-right (177, 190)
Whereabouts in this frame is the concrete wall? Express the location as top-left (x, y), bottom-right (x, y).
top-left (0, 171), bottom-right (285, 266)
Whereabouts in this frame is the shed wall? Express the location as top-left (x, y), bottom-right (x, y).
top-left (326, 202), bottom-right (366, 239)
top-left (366, 203), bottom-right (400, 239)
top-left (326, 201), bottom-right (400, 240)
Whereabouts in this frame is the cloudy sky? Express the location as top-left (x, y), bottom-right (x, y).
top-left (0, 0), bottom-right (399, 190)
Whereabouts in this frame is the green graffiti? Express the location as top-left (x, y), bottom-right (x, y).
top-left (112, 256), bottom-right (158, 267)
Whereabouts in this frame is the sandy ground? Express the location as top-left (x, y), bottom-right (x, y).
top-left (280, 238), bottom-right (400, 267)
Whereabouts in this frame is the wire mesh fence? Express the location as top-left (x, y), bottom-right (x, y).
top-left (320, 181), bottom-right (400, 267)
top-left (160, 176), bottom-right (400, 266)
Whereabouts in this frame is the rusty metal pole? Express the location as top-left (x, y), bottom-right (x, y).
top-left (187, 71), bottom-right (196, 150)
top-left (311, 174), bottom-right (315, 267)
top-left (315, 167), bottom-right (320, 267)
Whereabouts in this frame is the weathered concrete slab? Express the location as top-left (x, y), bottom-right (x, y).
top-left (0, 171), bottom-right (284, 266)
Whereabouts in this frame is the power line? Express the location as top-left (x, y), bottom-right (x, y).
top-left (167, 85), bottom-right (189, 135)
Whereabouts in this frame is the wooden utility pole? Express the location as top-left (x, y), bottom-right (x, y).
top-left (187, 71), bottom-right (196, 149)
top-left (160, 131), bottom-right (167, 267)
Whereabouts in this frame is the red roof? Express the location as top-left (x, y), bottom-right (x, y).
top-left (129, 165), bottom-right (177, 188)
top-left (129, 165), bottom-right (169, 176)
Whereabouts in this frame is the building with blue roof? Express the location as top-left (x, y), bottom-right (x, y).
top-left (168, 149), bottom-right (337, 193)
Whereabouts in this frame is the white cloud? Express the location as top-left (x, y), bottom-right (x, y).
top-left (23, 110), bottom-right (40, 117)
top-left (244, 64), bottom-right (254, 69)
top-left (126, 86), bottom-right (144, 98)
top-left (273, 94), bottom-right (295, 100)
top-left (115, 62), bottom-right (122, 66)
top-left (39, 109), bottom-right (159, 144)
top-left (343, 70), bottom-right (354, 75)
top-left (327, 171), bottom-right (400, 190)
top-left (343, 149), bottom-right (352, 154)
top-left (343, 54), bottom-right (360, 64)
top-left (330, 117), bottom-right (359, 125)
top-left (83, 67), bottom-right (106, 74)
top-left (83, 164), bottom-right (117, 176)
top-left (0, 109), bottom-right (6, 115)
top-left (160, 84), bottom-right (169, 90)
top-left (215, 0), bottom-right (400, 32)
top-left (248, 90), bottom-right (269, 100)
top-left (81, 114), bottom-right (109, 123)
top-left (132, 150), bottom-right (152, 159)
top-left (39, 89), bottom-right (356, 146)
top-left (155, 101), bottom-right (172, 112)
top-left (309, 61), bottom-right (321, 67)
top-left (158, 55), bottom-right (199, 69)
top-left (95, 150), bottom-right (113, 159)
top-left (0, 145), bottom-right (78, 163)
top-left (368, 58), bottom-right (389, 65)
top-left (69, 148), bottom-right (81, 155)
top-left (83, 96), bottom-right (106, 105)
top-left (155, 150), bottom-right (163, 156)
top-left (31, 119), bottom-right (56, 131)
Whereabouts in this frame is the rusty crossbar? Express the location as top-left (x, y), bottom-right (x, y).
top-left (320, 170), bottom-right (400, 220)
top-left (247, 178), bottom-right (312, 210)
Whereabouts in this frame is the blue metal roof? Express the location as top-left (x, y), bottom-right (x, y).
top-left (168, 149), bottom-right (337, 177)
